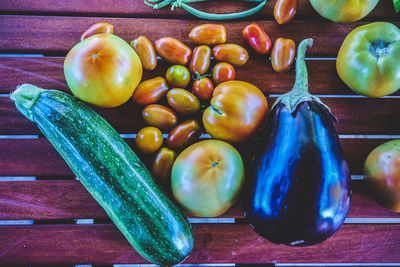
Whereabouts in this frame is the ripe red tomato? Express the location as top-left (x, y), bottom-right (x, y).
top-left (171, 140), bottom-right (244, 217)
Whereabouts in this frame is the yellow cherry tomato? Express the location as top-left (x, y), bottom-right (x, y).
top-left (135, 127), bottom-right (163, 154)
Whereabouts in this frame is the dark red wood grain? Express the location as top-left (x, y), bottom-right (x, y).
top-left (1, 0), bottom-right (399, 264)
top-left (1, 16), bottom-right (399, 56)
top-left (0, 223), bottom-right (399, 264)
top-left (0, 138), bottom-right (387, 176)
top-left (2, 96), bottom-right (400, 135)
top-left (0, 56), bottom-right (367, 96)
top-left (0, 180), bottom-right (398, 220)
top-left (0, 0), bottom-right (395, 19)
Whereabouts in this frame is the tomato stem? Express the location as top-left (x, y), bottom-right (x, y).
top-left (369, 40), bottom-right (390, 59)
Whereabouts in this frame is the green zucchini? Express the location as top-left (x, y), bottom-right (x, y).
top-left (10, 84), bottom-right (193, 265)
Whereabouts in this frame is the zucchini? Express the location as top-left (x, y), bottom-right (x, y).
top-left (10, 84), bottom-right (193, 265)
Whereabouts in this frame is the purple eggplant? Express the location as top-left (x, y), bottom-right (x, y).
top-left (246, 39), bottom-right (351, 246)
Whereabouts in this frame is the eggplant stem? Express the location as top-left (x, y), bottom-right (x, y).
top-left (292, 38), bottom-right (313, 94)
top-left (272, 38), bottom-right (334, 117)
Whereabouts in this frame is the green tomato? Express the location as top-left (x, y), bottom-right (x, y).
top-left (337, 22), bottom-right (400, 97)
top-left (310, 0), bottom-right (378, 23)
top-left (166, 65), bottom-right (191, 88)
top-left (171, 140), bottom-right (244, 217)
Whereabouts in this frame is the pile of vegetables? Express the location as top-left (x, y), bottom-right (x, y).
top-left (9, 2), bottom-right (400, 263)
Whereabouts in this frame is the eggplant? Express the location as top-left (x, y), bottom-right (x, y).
top-left (246, 39), bottom-right (351, 246)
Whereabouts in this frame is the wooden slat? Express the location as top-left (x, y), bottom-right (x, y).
top-left (0, 0), bottom-right (395, 19)
top-left (0, 138), bottom-right (387, 176)
top-left (2, 16), bottom-right (399, 56)
top-left (2, 96), bottom-right (400, 135)
top-left (0, 224), bottom-right (399, 264)
top-left (0, 97), bottom-right (146, 136)
top-left (0, 179), bottom-right (398, 220)
top-left (0, 56), bottom-right (370, 95)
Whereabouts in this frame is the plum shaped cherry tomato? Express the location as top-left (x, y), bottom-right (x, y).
top-left (155, 37), bottom-right (191, 65)
top-left (189, 45), bottom-right (211, 76)
top-left (203, 81), bottom-right (268, 143)
top-left (135, 126), bottom-right (163, 154)
top-left (80, 22), bottom-right (114, 41)
top-left (242, 23), bottom-right (271, 55)
top-left (152, 147), bottom-right (177, 188)
top-left (213, 44), bottom-right (249, 67)
top-left (132, 77), bottom-right (169, 105)
top-left (142, 104), bottom-right (177, 129)
top-left (171, 140), bottom-right (244, 217)
top-left (166, 65), bottom-right (191, 88)
top-left (274, 0), bottom-right (298, 24)
top-left (167, 89), bottom-right (200, 116)
top-left (167, 120), bottom-right (202, 151)
top-left (131, 36), bottom-right (157, 71)
top-left (271, 38), bottom-right (295, 73)
top-left (189, 24), bottom-right (226, 45)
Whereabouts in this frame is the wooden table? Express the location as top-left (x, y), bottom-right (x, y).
top-left (1, 0), bottom-right (400, 265)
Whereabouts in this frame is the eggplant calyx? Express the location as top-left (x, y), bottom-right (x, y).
top-left (272, 38), bottom-right (333, 116)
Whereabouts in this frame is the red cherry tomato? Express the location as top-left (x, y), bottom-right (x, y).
top-left (192, 77), bottom-right (215, 102)
top-left (213, 62), bottom-right (235, 85)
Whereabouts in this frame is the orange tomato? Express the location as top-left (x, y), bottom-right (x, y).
top-left (155, 37), bottom-right (191, 65)
top-left (142, 104), bottom-right (177, 129)
top-left (189, 45), bottom-right (211, 76)
top-left (364, 140), bottom-right (400, 212)
top-left (64, 33), bottom-right (142, 107)
top-left (135, 127), bottom-right (163, 154)
top-left (132, 77), bottom-right (169, 105)
top-left (192, 77), bottom-right (215, 101)
top-left (271, 38), bottom-right (296, 73)
top-left (167, 120), bottom-right (202, 151)
top-left (167, 89), bottom-right (200, 116)
top-left (274, 0), bottom-right (298, 24)
top-left (131, 36), bottom-right (157, 71)
top-left (213, 44), bottom-right (249, 67)
top-left (189, 24), bottom-right (226, 45)
top-left (203, 81), bottom-right (268, 143)
top-left (212, 62), bottom-right (235, 85)
top-left (80, 22), bottom-right (113, 41)
top-left (152, 147), bottom-right (177, 187)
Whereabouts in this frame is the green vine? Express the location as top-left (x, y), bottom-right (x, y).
top-left (144, 0), bottom-right (268, 20)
